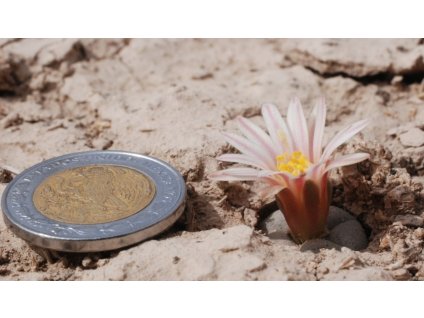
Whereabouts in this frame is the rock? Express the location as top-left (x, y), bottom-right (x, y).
top-left (243, 208), bottom-right (258, 227)
top-left (327, 206), bottom-right (355, 230)
top-left (81, 256), bottom-right (96, 269)
top-left (259, 206), bottom-right (368, 252)
top-left (386, 123), bottom-right (415, 137)
top-left (260, 206), bottom-right (359, 243)
top-left (300, 239), bottom-right (341, 252)
top-left (394, 214), bottom-right (424, 227)
top-left (413, 227), bottom-right (424, 239)
top-left (261, 205), bottom-right (369, 252)
top-left (258, 210), bottom-right (291, 241)
top-left (283, 39), bottom-right (424, 77)
top-left (399, 147), bottom-right (424, 175)
top-left (0, 167), bottom-right (15, 183)
top-left (391, 75), bottom-right (403, 85)
top-left (391, 268), bottom-right (412, 280)
top-left (328, 220), bottom-right (368, 251)
top-left (384, 183), bottom-right (417, 214)
top-left (399, 128), bottom-right (424, 147)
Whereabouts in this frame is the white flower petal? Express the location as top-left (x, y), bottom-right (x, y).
top-left (257, 183), bottom-right (285, 199)
top-left (258, 170), bottom-right (294, 185)
top-left (321, 119), bottom-right (369, 162)
top-left (208, 167), bottom-right (261, 181)
top-left (287, 97), bottom-right (309, 157)
top-left (236, 116), bottom-right (277, 158)
top-left (305, 162), bottom-right (325, 181)
top-left (222, 132), bottom-right (275, 169)
top-left (324, 152), bottom-right (370, 172)
top-left (311, 98), bottom-right (326, 163)
top-left (216, 153), bottom-right (268, 170)
top-left (261, 103), bottom-right (292, 153)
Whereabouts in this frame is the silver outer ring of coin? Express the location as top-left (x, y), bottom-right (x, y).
top-left (1, 150), bottom-right (186, 253)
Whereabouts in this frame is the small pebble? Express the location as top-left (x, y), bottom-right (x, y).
top-left (391, 75), bottom-right (403, 85)
top-left (81, 256), bottom-right (97, 269)
top-left (259, 210), bottom-right (291, 241)
top-left (399, 128), bottom-right (424, 147)
top-left (327, 206), bottom-right (355, 230)
top-left (260, 206), bottom-right (368, 251)
top-left (328, 220), bottom-right (368, 251)
top-left (391, 268), bottom-right (412, 280)
top-left (243, 208), bottom-right (258, 227)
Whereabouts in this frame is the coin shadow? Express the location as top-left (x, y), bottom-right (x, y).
top-left (164, 189), bottom-right (225, 234)
top-left (28, 190), bottom-right (226, 268)
top-left (186, 192), bottom-right (225, 231)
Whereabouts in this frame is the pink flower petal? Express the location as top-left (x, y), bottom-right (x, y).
top-left (257, 183), bottom-right (285, 199)
top-left (236, 115), bottom-right (277, 158)
top-left (286, 97), bottom-right (309, 158)
top-left (305, 162), bottom-right (325, 182)
top-left (216, 153), bottom-right (268, 170)
top-left (311, 98), bottom-right (326, 163)
top-left (261, 175), bottom-right (285, 187)
top-left (222, 132), bottom-right (275, 169)
top-left (324, 152), bottom-right (370, 172)
top-left (261, 103), bottom-right (292, 153)
top-left (321, 119), bottom-right (369, 162)
top-left (208, 167), bottom-right (261, 181)
top-left (258, 170), bottom-right (294, 186)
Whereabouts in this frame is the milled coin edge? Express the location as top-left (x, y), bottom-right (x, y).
top-left (0, 150), bottom-right (186, 252)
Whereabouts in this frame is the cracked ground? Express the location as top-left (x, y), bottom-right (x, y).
top-left (1, 39), bottom-right (424, 280)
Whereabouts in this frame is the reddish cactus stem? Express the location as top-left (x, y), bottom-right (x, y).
top-left (275, 174), bottom-right (330, 243)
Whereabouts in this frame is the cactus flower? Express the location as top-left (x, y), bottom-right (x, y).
top-left (210, 98), bottom-right (369, 243)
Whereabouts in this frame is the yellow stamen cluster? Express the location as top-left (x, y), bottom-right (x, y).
top-left (276, 151), bottom-right (311, 177)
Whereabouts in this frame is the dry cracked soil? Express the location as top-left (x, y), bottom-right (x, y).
top-left (1, 39), bottom-right (424, 280)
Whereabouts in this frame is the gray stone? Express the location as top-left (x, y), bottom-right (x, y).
top-left (259, 210), bottom-right (291, 240)
top-left (260, 206), bottom-right (357, 241)
top-left (300, 239), bottom-right (341, 252)
top-left (328, 220), bottom-right (368, 251)
top-left (327, 206), bottom-right (355, 230)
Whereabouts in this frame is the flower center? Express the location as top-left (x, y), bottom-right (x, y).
top-left (275, 151), bottom-right (311, 176)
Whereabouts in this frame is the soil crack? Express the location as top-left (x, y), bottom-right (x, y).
top-left (304, 65), bottom-right (424, 86)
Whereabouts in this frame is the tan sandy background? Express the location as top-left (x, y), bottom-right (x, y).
top-left (0, 39), bottom-right (423, 280)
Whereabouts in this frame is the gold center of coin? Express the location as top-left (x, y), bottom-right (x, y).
top-left (32, 165), bottom-right (156, 224)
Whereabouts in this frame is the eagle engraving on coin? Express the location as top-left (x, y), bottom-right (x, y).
top-left (32, 165), bottom-right (156, 224)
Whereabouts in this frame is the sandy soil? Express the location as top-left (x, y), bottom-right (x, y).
top-left (0, 39), bottom-right (423, 280)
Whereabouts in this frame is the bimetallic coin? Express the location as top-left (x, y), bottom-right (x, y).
top-left (1, 151), bottom-right (186, 252)
top-left (33, 165), bottom-right (156, 225)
